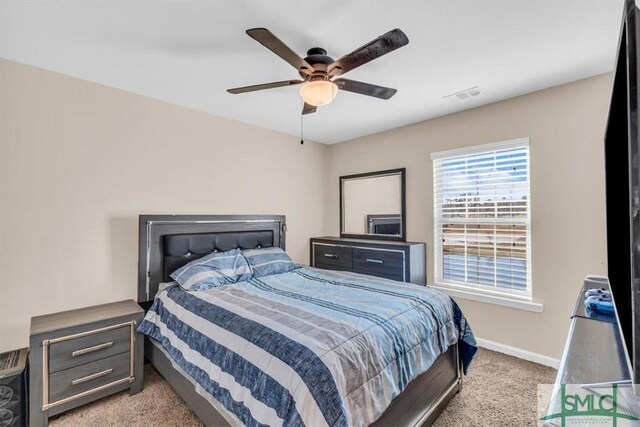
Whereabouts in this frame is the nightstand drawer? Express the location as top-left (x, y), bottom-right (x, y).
top-left (313, 244), bottom-right (353, 269)
top-left (49, 352), bottom-right (130, 404)
top-left (49, 325), bottom-right (131, 373)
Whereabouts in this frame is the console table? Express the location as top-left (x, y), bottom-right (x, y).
top-left (555, 276), bottom-right (629, 386)
top-left (543, 276), bottom-right (636, 426)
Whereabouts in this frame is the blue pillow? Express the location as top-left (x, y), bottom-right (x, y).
top-left (242, 247), bottom-right (298, 278)
top-left (170, 249), bottom-right (252, 291)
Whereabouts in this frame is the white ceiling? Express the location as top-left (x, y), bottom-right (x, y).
top-left (0, 1), bottom-right (624, 144)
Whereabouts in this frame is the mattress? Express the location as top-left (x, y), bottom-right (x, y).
top-left (138, 267), bottom-right (477, 427)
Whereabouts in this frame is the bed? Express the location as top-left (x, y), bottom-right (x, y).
top-left (136, 215), bottom-right (476, 427)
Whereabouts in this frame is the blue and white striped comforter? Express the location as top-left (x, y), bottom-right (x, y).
top-left (138, 267), bottom-right (477, 427)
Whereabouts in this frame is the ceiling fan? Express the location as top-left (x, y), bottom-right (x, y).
top-left (227, 28), bottom-right (409, 115)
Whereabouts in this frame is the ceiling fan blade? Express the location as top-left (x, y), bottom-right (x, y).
top-left (334, 78), bottom-right (397, 99)
top-left (246, 28), bottom-right (314, 75)
top-left (302, 102), bottom-right (317, 115)
top-left (328, 29), bottom-right (409, 76)
top-left (227, 79), bottom-right (304, 94)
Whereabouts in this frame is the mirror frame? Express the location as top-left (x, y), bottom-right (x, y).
top-left (339, 168), bottom-right (406, 242)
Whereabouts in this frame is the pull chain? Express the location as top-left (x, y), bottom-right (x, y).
top-left (300, 113), bottom-right (304, 145)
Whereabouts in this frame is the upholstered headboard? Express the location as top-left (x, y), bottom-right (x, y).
top-left (137, 215), bottom-right (286, 303)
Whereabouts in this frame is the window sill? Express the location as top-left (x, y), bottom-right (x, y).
top-left (431, 283), bottom-right (544, 313)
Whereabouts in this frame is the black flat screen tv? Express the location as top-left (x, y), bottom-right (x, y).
top-left (606, 0), bottom-right (640, 388)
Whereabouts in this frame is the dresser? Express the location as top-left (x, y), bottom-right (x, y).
top-left (29, 300), bottom-right (144, 426)
top-left (310, 237), bottom-right (426, 285)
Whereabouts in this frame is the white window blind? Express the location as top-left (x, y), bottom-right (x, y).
top-left (432, 139), bottom-right (531, 298)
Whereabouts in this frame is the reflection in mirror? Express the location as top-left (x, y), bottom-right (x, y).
top-left (367, 214), bottom-right (402, 234)
top-left (340, 169), bottom-right (405, 241)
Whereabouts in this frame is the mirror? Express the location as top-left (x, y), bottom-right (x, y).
top-left (340, 168), bottom-right (406, 241)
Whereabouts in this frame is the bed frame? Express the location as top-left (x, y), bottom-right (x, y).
top-left (137, 214), bottom-right (461, 426)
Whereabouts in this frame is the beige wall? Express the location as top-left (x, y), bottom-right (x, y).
top-left (326, 74), bottom-right (612, 360)
top-left (0, 59), bottom-right (330, 351)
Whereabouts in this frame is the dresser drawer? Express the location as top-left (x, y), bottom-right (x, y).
top-left (314, 262), bottom-right (354, 272)
top-left (49, 325), bottom-right (131, 373)
top-left (49, 352), bottom-right (130, 404)
top-left (356, 269), bottom-right (404, 282)
top-left (313, 244), bottom-right (353, 270)
top-left (353, 248), bottom-right (404, 280)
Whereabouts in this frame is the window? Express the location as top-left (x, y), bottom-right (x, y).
top-left (432, 138), bottom-right (531, 300)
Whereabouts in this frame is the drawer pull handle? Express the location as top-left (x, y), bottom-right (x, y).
top-left (323, 254), bottom-right (339, 259)
top-left (72, 342), bottom-right (113, 357)
top-left (71, 368), bottom-right (113, 385)
top-left (366, 259), bottom-right (384, 264)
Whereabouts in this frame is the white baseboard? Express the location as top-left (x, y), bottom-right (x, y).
top-left (476, 337), bottom-right (560, 369)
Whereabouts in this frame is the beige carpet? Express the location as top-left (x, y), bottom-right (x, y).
top-left (50, 348), bottom-right (556, 427)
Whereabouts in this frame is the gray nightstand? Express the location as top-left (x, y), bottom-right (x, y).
top-left (29, 300), bottom-right (144, 426)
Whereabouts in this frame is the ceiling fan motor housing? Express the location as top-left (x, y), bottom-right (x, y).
top-left (299, 48), bottom-right (335, 78)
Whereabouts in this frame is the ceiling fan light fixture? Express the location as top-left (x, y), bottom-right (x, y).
top-left (299, 80), bottom-right (338, 107)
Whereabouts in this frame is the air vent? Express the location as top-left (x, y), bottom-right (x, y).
top-left (443, 86), bottom-right (481, 102)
